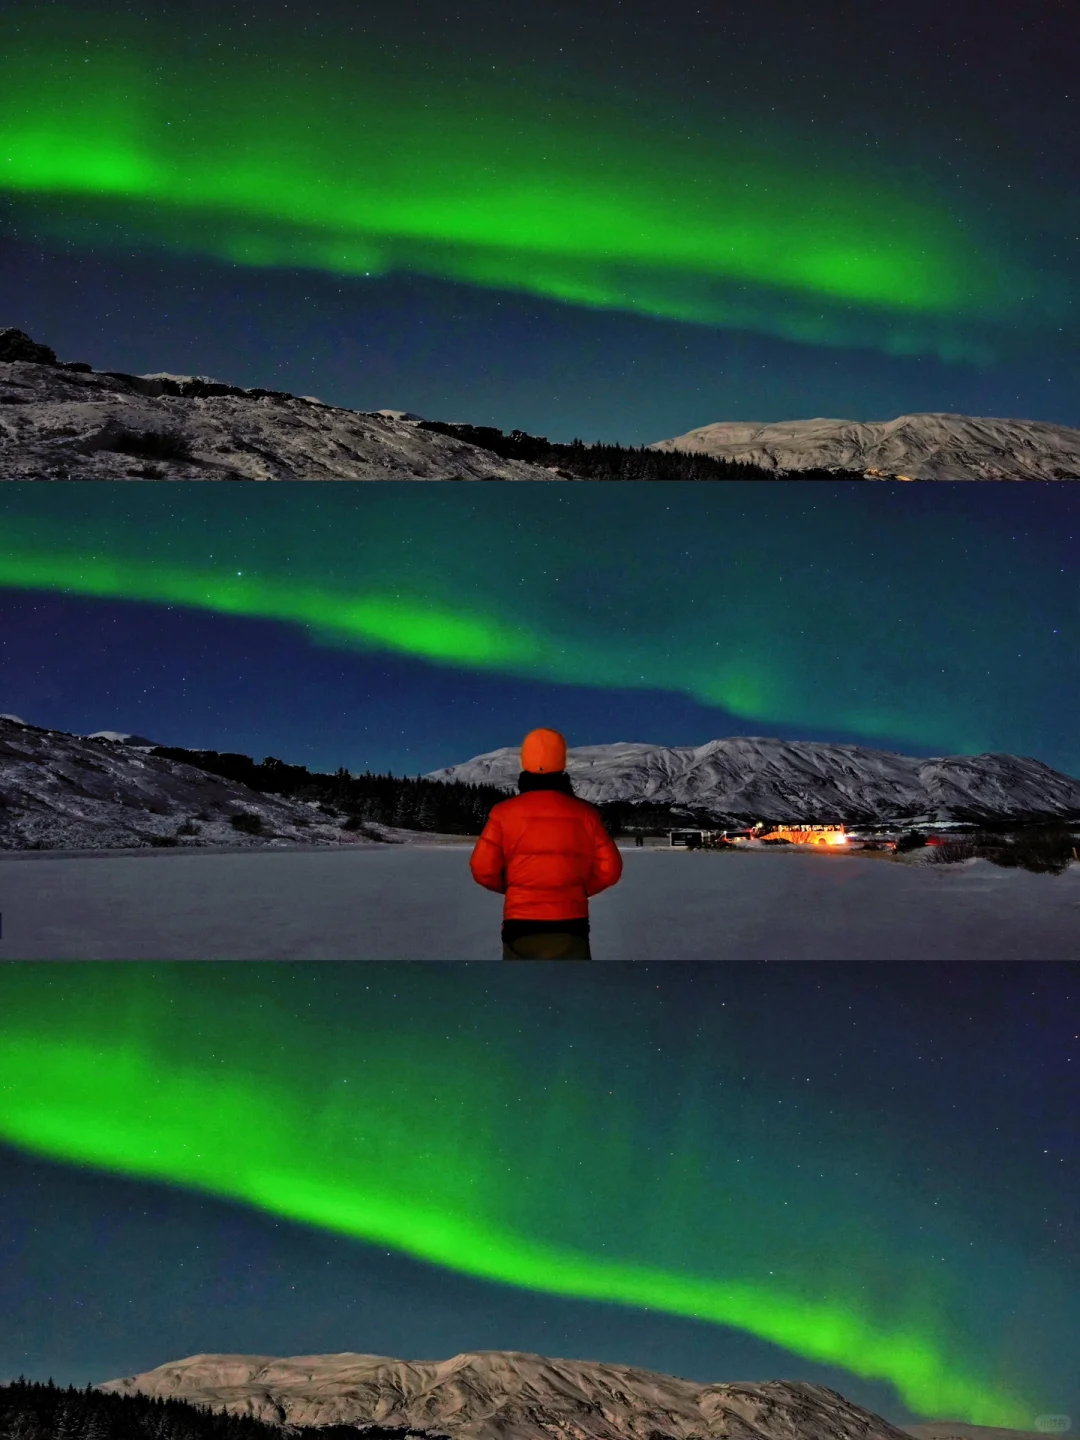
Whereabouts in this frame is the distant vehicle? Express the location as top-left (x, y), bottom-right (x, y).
top-left (669, 829), bottom-right (728, 847)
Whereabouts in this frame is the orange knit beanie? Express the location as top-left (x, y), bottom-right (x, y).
top-left (520, 727), bottom-right (568, 773)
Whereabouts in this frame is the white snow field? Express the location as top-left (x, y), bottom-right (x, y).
top-left (1, 844), bottom-right (1077, 960)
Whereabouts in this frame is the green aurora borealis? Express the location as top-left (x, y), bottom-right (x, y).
top-left (0, 5), bottom-right (1065, 364)
top-left (2, 481), bottom-right (1078, 774)
top-left (0, 963), bottom-right (1072, 1425)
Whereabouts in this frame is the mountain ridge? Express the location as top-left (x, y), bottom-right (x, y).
top-left (95, 1350), bottom-right (927, 1440)
top-left (425, 737), bottom-right (1080, 825)
top-left (4, 328), bottom-right (1079, 479)
top-left (649, 414), bottom-right (1080, 480)
top-left (95, 1351), bottom-right (1048, 1440)
top-left (5, 716), bottom-right (1079, 851)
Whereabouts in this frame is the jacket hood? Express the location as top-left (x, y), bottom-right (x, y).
top-left (517, 769), bottom-right (576, 796)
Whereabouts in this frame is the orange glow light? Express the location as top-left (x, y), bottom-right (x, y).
top-left (759, 825), bottom-right (848, 846)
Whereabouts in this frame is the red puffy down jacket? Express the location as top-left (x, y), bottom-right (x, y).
top-left (469, 789), bottom-right (624, 921)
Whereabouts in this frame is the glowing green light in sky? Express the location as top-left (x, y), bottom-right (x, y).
top-left (0, 963), bottom-right (1047, 1426)
top-left (0, 548), bottom-right (563, 672)
top-left (3, 481), bottom-right (1078, 770)
top-left (0, 524), bottom-right (953, 750)
top-left (0, 8), bottom-right (1049, 361)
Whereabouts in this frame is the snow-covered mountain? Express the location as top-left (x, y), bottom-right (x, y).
top-left (0, 715), bottom-right (410, 850)
top-left (425, 737), bottom-right (1080, 825)
top-left (84, 728), bottom-right (161, 747)
top-left (650, 414), bottom-right (1080, 480)
top-left (0, 329), bottom-right (560, 481)
top-left (5, 715), bottom-right (1077, 847)
top-left (98, 1350), bottom-right (924, 1440)
top-left (6, 327), bottom-right (1080, 480)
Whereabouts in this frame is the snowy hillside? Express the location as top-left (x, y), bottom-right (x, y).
top-left (0, 716), bottom-right (412, 850)
top-left (5, 714), bottom-right (1077, 849)
top-left (98, 1350), bottom-right (918, 1440)
top-left (6, 327), bottom-right (1080, 479)
top-left (0, 329), bottom-right (561, 480)
top-left (650, 413), bottom-right (1080, 480)
top-left (425, 737), bottom-right (1080, 825)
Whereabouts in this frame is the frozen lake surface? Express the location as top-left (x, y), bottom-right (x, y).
top-left (2, 843), bottom-right (1078, 959)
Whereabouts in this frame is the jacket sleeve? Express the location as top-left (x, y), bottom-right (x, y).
top-left (585, 813), bottom-right (624, 896)
top-left (470, 811), bottom-right (507, 893)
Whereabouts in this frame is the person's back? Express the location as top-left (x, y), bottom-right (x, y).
top-left (469, 727), bottom-right (623, 959)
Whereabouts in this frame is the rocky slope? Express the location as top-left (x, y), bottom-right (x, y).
top-left (0, 715), bottom-right (412, 851)
top-left (98, 1351), bottom-right (921, 1440)
top-left (650, 414), bottom-right (1080, 480)
top-left (425, 737), bottom-right (1080, 826)
top-left (0, 329), bottom-right (560, 480)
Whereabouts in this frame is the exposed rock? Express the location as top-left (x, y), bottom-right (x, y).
top-left (0, 326), bottom-right (93, 371)
top-left (0, 327), bottom-right (59, 365)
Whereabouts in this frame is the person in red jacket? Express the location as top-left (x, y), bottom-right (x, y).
top-left (469, 727), bottom-right (623, 960)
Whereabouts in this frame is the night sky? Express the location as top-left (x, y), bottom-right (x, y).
top-left (2, 480), bottom-right (1078, 779)
top-left (0, 963), bottom-right (1077, 1429)
top-left (2, 0), bottom-right (1078, 441)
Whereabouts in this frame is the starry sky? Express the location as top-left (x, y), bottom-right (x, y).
top-left (1, 480), bottom-right (1078, 779)
top-left (1, 0), bottom-right (1078, 441)
top-left (0, 962), bottom-right (1077, 1429)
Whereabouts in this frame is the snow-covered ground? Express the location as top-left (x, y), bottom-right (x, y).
top-left (2, 845), bottom-right (1076, 960)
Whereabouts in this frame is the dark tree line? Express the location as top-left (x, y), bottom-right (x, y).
top-left (145, 746), bottom-right (718, 837)
top-left (148, 745), bottom-right (516, 835)
top-left (123, 741), bottom-right (1080, 842)
top-left (416, 422), bottom-right (847, 481)
top-left (0, 1381), bottom-right (451, 1440)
